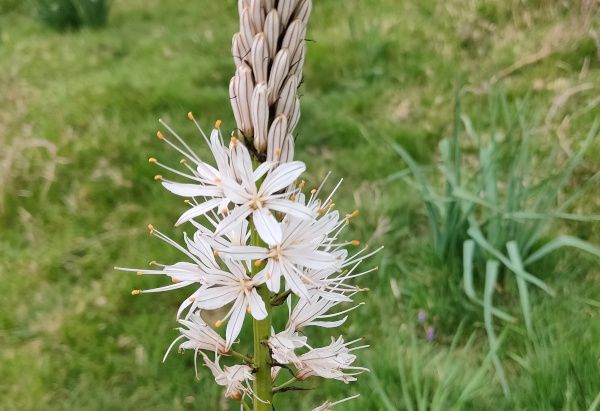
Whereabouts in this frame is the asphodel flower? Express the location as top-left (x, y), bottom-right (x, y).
top-left (218, 211), bottom-right (341, 298)
top-left (118, 1), bottom-right (384, 408)
top-left (294, 336), bottom-right (369, 383)
top-left (202, 353), bottom-right (255, 400)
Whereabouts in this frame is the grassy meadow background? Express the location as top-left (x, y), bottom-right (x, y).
top-left (1, 0), bottom-right (599, 409)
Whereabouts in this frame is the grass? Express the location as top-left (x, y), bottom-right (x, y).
top-left (1, 0), bottom-right (599, 410)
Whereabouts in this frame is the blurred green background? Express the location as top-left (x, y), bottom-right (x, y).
top-left (1, 0), bottom-right (599, 410)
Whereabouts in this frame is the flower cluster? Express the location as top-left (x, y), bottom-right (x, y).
top-left (117, 119), bottom-right (380, 408)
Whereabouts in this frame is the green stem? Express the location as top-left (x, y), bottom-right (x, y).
top-left (272, 377), bottom-right (298, 393)
top-left (228, 349), bottom-right (254, 365)
top-left (251, 223), bottom-right (273, 410)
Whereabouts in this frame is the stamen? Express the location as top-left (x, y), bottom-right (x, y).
top-left (156, 131), bottom-right (164, 140)
top-left (154, 175), bottom-right (163, 180)
top-left (351, 240), bottom-right (360, 246)
top-left (158, 119), bottom-right (202, 164)
top-left (214, 119), bottom-right (222, 129)
top-left (147, 224), bottom-right (154, 234)
top-left (148, 157), bottom-right (157, 163)
top-left (188, 112), bottom-right (195, 121)
top-left (131, 290), bottom-right (142, 295)
top-left (215, 320), bottom-right (223, 328)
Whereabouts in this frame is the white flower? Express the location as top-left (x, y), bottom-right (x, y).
top-left (116, 227), bottom-right (226, 318)
top-left (202, 353), bottom-right (255, 400)
top-left (286, 295), bottom-right (363, 332)
top-left (163, 313), bottom-right (228, 375)
top-left (116, 226), bottom-right (266, 341)
top-left (170, 313), bottom-right (227, 354)
top-left (219, 211), bottom-right (341, 298)
top-left (153, 121), bottom-right (235, 226)
top-left (191, 258), bottom-right (268, 350)
top-left (215, 137), bottom-right (314, 244)
top-left (295, 337), bottom-right (369, 383)
top-left (267, 330), bottom-right (307, 367)
top-left (312, 394), bottom-right (361, 411)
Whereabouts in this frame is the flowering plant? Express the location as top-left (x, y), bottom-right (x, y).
top-left (117, 1), bottom-right (380, 409)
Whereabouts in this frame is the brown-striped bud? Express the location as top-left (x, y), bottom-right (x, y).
top-left (280, 134), bottom-right (295, 163)
top-left (264, 9), bottom-right (280, 59)
top-left (276, 74), bottom-right (298, 119)
top-left (268, 49), bottom-right (290, 105)
top-left (281, 19), bottom-right (305, 59)
top-left (251, 33), bottom-right (269, 84)
top-left (251, 82), bottom-right (269, 152)
top-left (267, 114), bottom-right (288, 162)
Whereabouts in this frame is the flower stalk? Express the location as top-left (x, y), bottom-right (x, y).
top-left (250, 219), bottom-right (273, 410)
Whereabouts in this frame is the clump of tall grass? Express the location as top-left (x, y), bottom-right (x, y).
top-left (392, 90), bottom-right (600, 394)
top-left (36, 0), bottom-right (110, 31)
top-left (370, 322), bottom-right (496, 411)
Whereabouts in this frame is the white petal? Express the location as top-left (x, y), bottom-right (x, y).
top-left (214, 205), bottom-right (252, 237)
top-left (247, 289), bottom-right (268, 320)
top-left (280, 259), bottom-right (310, 299)
top-left (267, 198), bottom-right (314, 220)
top-left (230, 141), bottom-right (255, 188)
top-left (196, 286), bottom-right (239, 310)
top-left (187, 233), bottom-right (218, 268)
top-left (286, 249), bottom-right (337, 269)
top-left (219, 245), bottom-right (269, 260)
top-left (221, 176), bottom-right (250, 204)
top-left (162, 182), bottom-right (221, 198)
top-left (260, 161), bottom-right (305, 195)
top-left (265, 259), bottom-right (282, 293)
top-left (308, 317), bottom-right (348, 329)
top-left (210, 129), bottom-right (229, 173)
top-left (253, 208), bottom-right (282, 245)
top-left (253, 161), bottom-right (275, 181)
top-left (226, 294), bottom-right (247, 349)
top-left (175, 198), bottom-right (222, 226)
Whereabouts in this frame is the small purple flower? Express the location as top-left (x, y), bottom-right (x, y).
top-left (417, 310), bottom-right (427, 324)
top-left (426, 326), bottom-right (435, 341)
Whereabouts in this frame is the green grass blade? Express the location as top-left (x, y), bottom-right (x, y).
top-left (588, 391), bottom-right (600, 411)
top-left (397, 349), bottom-right (415, 411)
top-left (483, 259), bottom-right (510, 397)
top-left (506, 241), bottom-right (533, 337)
top-left (524, 235), bottom-right (600, 265)
top-left (506, 211), bottom-right (600, 222)
top-left (467, 225), bottom-right (553, 295)
top-left (463, 239), bottom-right (516, 322)
top-left (463, 239), bottom-right (476, 299)
top-left (392, 142), bottom-right (443, 250)
top-left (369, 366), bottom-right (398, 411)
